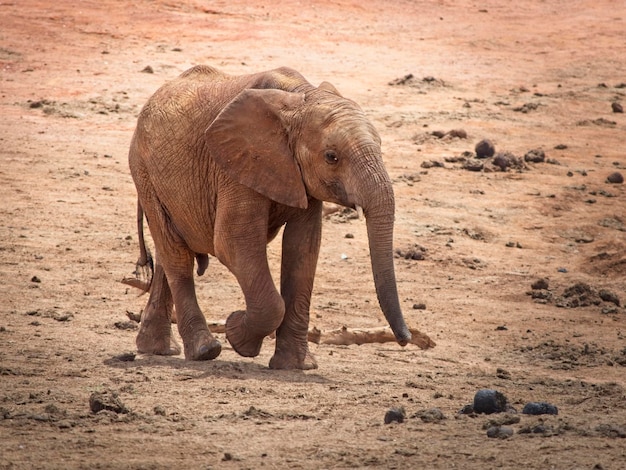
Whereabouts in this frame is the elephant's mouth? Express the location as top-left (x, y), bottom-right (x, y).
top-left (322, 179), bottom-right (350, 207)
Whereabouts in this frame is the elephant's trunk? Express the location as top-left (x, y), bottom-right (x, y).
top-left (361, 181), bottom-right (412, 346)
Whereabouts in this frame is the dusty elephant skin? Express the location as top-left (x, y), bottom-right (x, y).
top-left (3, 1), bottom-right (626, 468)
top-left (128, 65), bottom-right (412, 369)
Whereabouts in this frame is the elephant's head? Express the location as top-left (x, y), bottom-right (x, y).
top-left (205, 82), bottom-right (412, 346)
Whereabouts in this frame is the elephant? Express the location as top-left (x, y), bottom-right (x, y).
top-left (126, 64), bottom-right (412, 369)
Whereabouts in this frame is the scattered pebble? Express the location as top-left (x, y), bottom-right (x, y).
top-left (395, 245), bottom-right (427, 260)
top-left (141, 65), bottom-right (154, 74)
top-left (531, 278), bottom-right (549, 290)
top-left (114, 321), bottom-right (138, 331)
top-left (599, 290), bottom-right (620, 306)
top-left (606, 172), bottom-right (623, 184)
top-left (113, 352), bottom-right (136, 362)
top-left (89, 390), bottom-right (128, 414)
top-left (31, 276), bottom-right (41, 283)
top-left (524, 148), bottom-right (546, 163)
top-left (447, 129), bottom-right (467, 139)
top-left (473, 389), bottom-right (509, 414)
top-left (384, 407), bottom-right (406, 424)
top-left (492, 152), bottom-right (524, 171)
top-left (475, 139), bottom-right (495, 158)
top-left (611, 102), bottom-right (623, 113)
top-left (486, 426), bottom-right (514, 439)
top-left (413, 408), bottom-right (445, 423)
top-left (522, 402), bottom-right (558, 415)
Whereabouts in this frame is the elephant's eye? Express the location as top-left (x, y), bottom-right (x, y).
top-left (324, 150), bottom-right (339, 165)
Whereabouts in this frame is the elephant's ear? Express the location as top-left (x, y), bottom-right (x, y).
top-left (318, 81), bottom-right (343, 97)
top-left (205, 88), bottom-right (308, 209)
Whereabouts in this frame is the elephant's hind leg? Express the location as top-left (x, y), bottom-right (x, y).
top-left (136, 263), bottom-right (181, 356)
top-left (168, 271), bottom-right (222, 361)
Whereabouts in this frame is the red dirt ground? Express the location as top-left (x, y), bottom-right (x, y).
top-left (1, 1), bottom-right (625, 468)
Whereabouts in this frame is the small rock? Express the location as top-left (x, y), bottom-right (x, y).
top-left (154, 405), bottom-right (167, 416)
top-left (412, 303), bottom-right (427, 310)
top-left (114, 352), bottom-right (136, 362)
top-left (611, 102), bottom-right (623, 113)
top-left (384, 407), bottom-right (406, 424)
top-left (475, 139), bottom-right (495, 158)
top-left (496, 368), bottom-right (511, 379)
top-left (141, 65), bottom-right (154, 74)
top-left (606, 172), bottom-right (624, 184)
top-left (89, 390), bottom-right (128, 414)
top-left (114, 321), bottom-right (138, 331)
top-left (53, 312), bottom-right (72, 322)
top-left (486, 426), bottom-right (514, 439)
top-left (483, 413), bottom-right (520, 429)
top-left (462, 159), bottom-right (484, 172)
top-left (492, 152), bottom-right (523, 171)
top-left (524, 148), bottom-right (546, 163)
top-left (473, 389), bottom-right (509, 414)
top-left (414, 408), bottom-right (445, 423)
top-left (458, 404), bottom-right (475, 415)
top-left (420, 160), bottom-right (445, 169)
top-left (447, 129), bottom-right (467, 139)
top-left (531, 278), bottom-right (549, 290)
top-left (31, 276), bottom-right (41, 283)
top-left (599, 290), bottom-right (620, 306)
top-left (522, 402), bottom-right (558, 415)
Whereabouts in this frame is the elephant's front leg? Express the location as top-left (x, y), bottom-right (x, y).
top-left (215, 197), bottom-right (286, 358)
top-left (269, 200), bottom-right (323, 370)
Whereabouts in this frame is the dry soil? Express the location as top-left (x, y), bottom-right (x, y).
top-left (1, 1), bottom-right (626, 469)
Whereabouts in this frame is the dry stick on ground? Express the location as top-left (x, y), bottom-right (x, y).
top-left (126, 312), bottom-right (435, 349)
top-left (307, 326), bottom-right (436, 349)
top-left (204, 320), bottom-right (435, 349)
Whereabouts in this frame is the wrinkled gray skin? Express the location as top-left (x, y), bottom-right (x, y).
top-left (127, 65), bottom-right (411, 369)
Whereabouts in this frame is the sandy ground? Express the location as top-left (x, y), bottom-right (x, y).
top-left (1, 0), bottom-right (626, 468)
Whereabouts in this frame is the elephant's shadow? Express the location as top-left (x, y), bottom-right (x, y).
top-left (103, 353), bottom-right (331, 384)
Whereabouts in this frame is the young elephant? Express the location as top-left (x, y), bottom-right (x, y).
top-left (127, 65), bottom-right (412, 369)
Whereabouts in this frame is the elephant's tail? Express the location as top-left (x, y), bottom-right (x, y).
top-left (121, 200), bottom-right (153, 294)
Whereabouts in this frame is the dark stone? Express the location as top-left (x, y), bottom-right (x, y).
top-left (89, 390), bottom-right (128, 414)
top-left (531, 278), bottom-right (549, 290)
top-left (475, 139), bottom-right (495, 158)
top-left (599, 290), bottom-right (620, 306)
top-left (524, 148), bottom-right (546, 163)
top-left (473, 389), bottom-right (508, 414)
top-left (447, 129), bottom-right (467, 139)
top-left (522, 402), bottom-right (558, 415)
top-left (486, 426), bottom-right (514, 439)
top-left (606, 172), bottom-right (624, 184)
top-left (384, 407), bottom-right (406, 424)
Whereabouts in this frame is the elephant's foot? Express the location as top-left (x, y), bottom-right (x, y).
top-left (183, 329), bottom-right (222, 361)
top-left (136, 325), bottom-right (181, 356)
top-left (269, 343), bottom-right (318, 370)
top-left (225, 310), bottom-right (266, 358)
